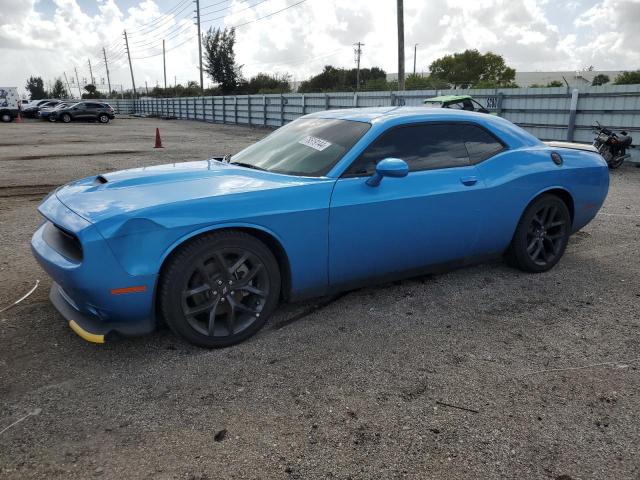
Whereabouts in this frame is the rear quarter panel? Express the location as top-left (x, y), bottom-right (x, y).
top-left (474, 146), bottom-right (608, 254)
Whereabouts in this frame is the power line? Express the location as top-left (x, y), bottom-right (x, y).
top-left (201, 0), bottom-right (232, 11)
top-left (132, 34), bottom-right (197, 60)
top-left (200, 0), bottom-right (271, 19)
top-left (129, 12), bottom-right (194, 45)
top-left (231, 0), bottom-right (310, 28)
top-left (127, 5), bottom-right (191, 42)
top-left (127, 0), bottom-right (192, 34)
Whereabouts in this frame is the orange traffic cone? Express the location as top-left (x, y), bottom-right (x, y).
top-left (16, 113), bottom-right (23, 123)
top-left (154, 128), bottom-right (163, 148)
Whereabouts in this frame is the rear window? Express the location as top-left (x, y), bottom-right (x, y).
top-left (460, 124), bottom-right (505, 163)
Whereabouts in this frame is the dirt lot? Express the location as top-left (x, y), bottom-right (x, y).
top-left (0, 118), bottom-right (639, 480)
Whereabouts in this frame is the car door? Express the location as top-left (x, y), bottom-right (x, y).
top-left (70, 103), bottom-right (87, 119)
top-left (86, 103), bottom-right (101, 119)
top-left (328, 122), bottom-right (494, 288)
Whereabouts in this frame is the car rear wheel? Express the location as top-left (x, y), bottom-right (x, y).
top-left (98, 113), bottom-right (109, 124)
top-left (48, 115), bottom-right (56, 122)
top-left (505, 194), bottom-right (571, 273)
top-left (1, 113), bottom-right (12, 122)
top-left (159, 231), bottom-right (281, 348)
top-left (61, 113), bottom-right (72, 123)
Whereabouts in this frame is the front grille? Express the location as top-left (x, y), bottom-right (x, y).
top-left (42, 222), bottom-right (83, 263)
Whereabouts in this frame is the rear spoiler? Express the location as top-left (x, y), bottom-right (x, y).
top-left (544, 141), bottom-right (598, 153)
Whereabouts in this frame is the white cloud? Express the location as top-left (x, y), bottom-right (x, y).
top-left (572, 0), bottom-right (640, 69)
top-left (0, 0), bottom-right (638, 97)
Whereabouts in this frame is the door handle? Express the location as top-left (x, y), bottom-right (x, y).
top-left (460, 176), bottom-right (478, 186)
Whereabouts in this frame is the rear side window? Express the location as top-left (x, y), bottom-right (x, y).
top-left (346, 123), bottom-right (470, 175)
top-left (461, 124), bottom-right (504, 163)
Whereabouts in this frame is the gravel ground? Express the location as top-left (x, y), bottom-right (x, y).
top-left (0, 118), bottom-right (639, 480)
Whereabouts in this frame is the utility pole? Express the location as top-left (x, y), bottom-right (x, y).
top-left (88, 59), bottom-right (95, 85)
top-left (63, 72), bottom-right (72, 99)
top-left (397, 0), bottom-right (405, 91)
top-left (123, 30), bottom-right (137, 97)
top-left (195, 0), bottom-right (204, 93)
top-left (103, 47), bottom-right (112, 95)
top-left (163, 39), bottom-right (167, 90)
top-left (413, 43), bottom-right (418, 75)
top-left (145, 80), bottom-right (149, 95)
top-left (74, 67), bottom-right (82, 98)
top-left (353, 42), bottom-right (364, 90)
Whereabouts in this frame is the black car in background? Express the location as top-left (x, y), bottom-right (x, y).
top-left (49, 101), bottom-right (115, 123)
top-left (22, 100), bottom-right (62, 118)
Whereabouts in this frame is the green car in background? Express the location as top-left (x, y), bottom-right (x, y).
top-left (423, 95), bottom-right (494, 114)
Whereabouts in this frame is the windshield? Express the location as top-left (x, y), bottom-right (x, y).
top-left (229, 118), bottom-right (370, 177)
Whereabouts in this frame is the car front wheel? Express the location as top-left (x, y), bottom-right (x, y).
top-left (159, 231), bottom-right (281, 348)
top-left (506, 194), bottom-right (571, 273)
top-left (0, 113), bottom-right (12, 122)
top-left (61, 113), bottom-right (72, 123)
top-left (98, 113), bottom-right (109, 123)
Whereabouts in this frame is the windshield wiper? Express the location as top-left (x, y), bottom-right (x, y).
top-left (229, 161), bottom-right (267, 171)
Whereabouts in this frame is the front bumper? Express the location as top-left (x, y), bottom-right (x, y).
top-left (49, 282), bottom-right (155, 343)
top-left (31, 194), bottom-right (158, 343)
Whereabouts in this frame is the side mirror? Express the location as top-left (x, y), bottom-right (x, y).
top-left (366, 158), bottom-right (409, 186)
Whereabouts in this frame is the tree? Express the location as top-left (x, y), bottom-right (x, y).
top-left (298, 65), bottom-right (387, 92)
top-left (613, 70), bottom-right (640, 85)
top-left (202, 27), bottom-right (240, 94)
top-left (241, 73), bottom-right (291, 94)
top-left (50, 78), bottom-right (68, 99)
top-left (81, 84), bottom-right (101, 99)
top-left (429, 49), bottom-right (516, 88)
top-left (546, 80), bottom-right (563, 87)
top-left (25, 76), bottom-right (46, 99)
top-left (591, 74), bottom-right (610, 86)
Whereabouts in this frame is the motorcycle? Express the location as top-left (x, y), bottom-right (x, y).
top-left (593, 121), bottom-right (634, 169)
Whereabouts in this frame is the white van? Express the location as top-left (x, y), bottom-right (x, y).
top-left (0, 88), bottom-right (21, 122)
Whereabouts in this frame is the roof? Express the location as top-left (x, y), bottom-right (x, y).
top-left (306, 106), bottom-right (544, 149)
top-left (423, 95), bottom-right (472, 103)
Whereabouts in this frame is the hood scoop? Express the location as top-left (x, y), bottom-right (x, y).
top-left (94, 175), bottom-right (109, 185)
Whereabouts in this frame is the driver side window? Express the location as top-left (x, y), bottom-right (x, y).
top-left (344, 123), bottom-right (470, 176)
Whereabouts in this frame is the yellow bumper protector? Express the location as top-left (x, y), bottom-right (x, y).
top-left (68, 320), bottom-right (105, 344)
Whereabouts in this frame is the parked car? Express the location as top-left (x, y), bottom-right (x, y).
top-left (22, 99), bottom-right (61, 118)
top-left (38, 102), bottom-right (72, 121)
top-left (31, 107), bottom-right (609, 348)
top-left (424, 95), bottom-right (491, 113)
top-left (49, 101), bottom-right (115, 123)
top-left (0, 87), bottom-right (21, 122)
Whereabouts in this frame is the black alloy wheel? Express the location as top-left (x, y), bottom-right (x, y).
top-left (159, 231), bottom-right (280, 348)
top-left (506, 194), bottom-right (571, 272)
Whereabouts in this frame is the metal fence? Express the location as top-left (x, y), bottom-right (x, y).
top-left (104, 84), bottom-right (640, 161)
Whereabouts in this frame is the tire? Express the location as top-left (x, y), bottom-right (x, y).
top-left (0, 112), bottom-right (12, 123)
top-left (159, 230), bottom-right (281, 348)
top-left (505, 194), bottom-right (571, 273)
top-left (61, 113), bottom-right (72, 123)
top-left (48, 115), bottom-right (56, 122)
top-left (608, 156), bottom-right (624, 169)
top-left (98, 113), bottom-right (109, 124)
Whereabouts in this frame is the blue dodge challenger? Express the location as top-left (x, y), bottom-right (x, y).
top-left (31, 107), bottom-right (609, 347)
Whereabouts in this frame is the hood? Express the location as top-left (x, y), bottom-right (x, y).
top-left (55, 160), bottom-right (313, 224)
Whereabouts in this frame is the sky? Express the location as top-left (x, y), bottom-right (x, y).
top-left (1, 0), bottom-right (639, 97)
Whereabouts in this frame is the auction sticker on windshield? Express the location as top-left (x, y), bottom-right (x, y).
top-left (299, 136), bottom-right (332, 151)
